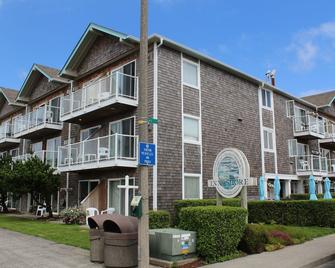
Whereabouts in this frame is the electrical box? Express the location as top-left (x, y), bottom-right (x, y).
top-left (149, 228), bottom-right (196, 261)
top-left (130, 196), bottom-right (142, 218)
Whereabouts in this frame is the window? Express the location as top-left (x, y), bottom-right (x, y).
top-left (80, 125), bottom-right (100, 141)
top-left (79, 180), bottom-right (99, 203)
top-left (9, 148), bottom-right (19, 157)
top-left (109, 117), bottom-right (135, 135)
top-left (182, 59), bottom-right (199, 88)
top-left (286, 100), bottom-right (295, 117)
top-left (183, 116), bottom-right (200, 143)
top-left (297, 143), bottom-right (309, 156)
top-left (263, 128), bottom-right (274, 151)
top-left (261, 89), bottom-right (272, 109)
top-left (184, 175), bottom-right (201, 199)
top-left (288, 139), bottom-right (297, 157)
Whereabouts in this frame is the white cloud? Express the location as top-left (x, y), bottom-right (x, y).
top-left (287, 22), bottom-right (335, 72)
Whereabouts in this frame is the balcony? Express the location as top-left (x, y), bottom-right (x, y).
top-left (0, 124), bottom-right (20, 150)
top-left (60, 72), bottom-right (138, 124)
top-left (293, 115), bottom-right (325, 140)
top-left (13, 105), bottom-right (63, 139)
top-left (12, 150), bottom-right (58, 169)
top-left (58, 133), bottom-right (138, 172)
top-left (319, 121), bottom-right (335, 149)
top-left (295, 155), bottom-right (328, 176)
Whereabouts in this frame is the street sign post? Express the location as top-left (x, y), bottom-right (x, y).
top-left (139, 142), bottom-right (156, 166)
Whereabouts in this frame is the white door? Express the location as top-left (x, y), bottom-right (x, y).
top-left (108, 178), bottom-right (135, 215)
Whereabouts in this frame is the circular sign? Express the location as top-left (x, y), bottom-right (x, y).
top-left (212, 148), bottom-right (250, 198)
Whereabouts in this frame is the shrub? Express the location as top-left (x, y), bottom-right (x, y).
top-left (238, 224), bottom-right (268, 254)
top-left (178, 206), bottom-right (247, 263)
top-left (149, 210), bottom-right (171, 229)
top-left (288, 194), bottom-right (323, 200)
top-left (60, 208), bottom-right (86, 225)
top-left (248, 200), bottom-right (335, 227)
top-left (266, 230), bottom-right (293, 246)
top-left (174, 198), bottom-right (240, 225)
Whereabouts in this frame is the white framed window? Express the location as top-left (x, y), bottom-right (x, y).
top-left (288, 139), bottom-right (298, 157)
top-left (263, 128), bottom-right (274, 152)
top-left (9, 148), bottom-right (19, 157)
top-left (182, 58), bottom-right (199, 89)
top-left (261, 89), bottom-right (272, 109)
top-left (78, 180), bottom-right (99, 203)
top-left (109, 116), bottom-right (135, 135)
top-left (286, 100), bottom-right (295, 118)
top-left (183, 174), bottom-right (201, 199)
top-left (183, 115), bottom-right (200, 144)
top-left (80, 125), bottom-right (100, 141)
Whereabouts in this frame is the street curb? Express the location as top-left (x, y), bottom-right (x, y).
top-left (301, 253), bottom-right (335, 268)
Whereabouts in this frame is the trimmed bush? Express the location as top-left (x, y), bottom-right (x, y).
top-left (60, 208), bottom-right (86, 225)
top-left (248, 200), bottom-right (335, 227)
top-left (178, 206), bottom-right (247, 263)
top-left (174, 198), bottom-right (240, 225)
top-left (238, 224), bottom-right (268, 254)
top-left (288, 194), bottom-right (323, 200)
top-left (149, 210), bottom-right (171, 229)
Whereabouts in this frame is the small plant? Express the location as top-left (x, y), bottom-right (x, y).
top-left (60, 208), bottom-right (86, 225)
top-left (267, 230), bottom-right (293, 246)
top-left (238, 224), bottom-right (268, 254)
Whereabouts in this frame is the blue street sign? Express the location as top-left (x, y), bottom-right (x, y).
top-left (139, 142), bottom-right (156, 166)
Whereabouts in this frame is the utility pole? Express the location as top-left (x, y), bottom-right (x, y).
top-left (138, 0), bottom-right (149, 267)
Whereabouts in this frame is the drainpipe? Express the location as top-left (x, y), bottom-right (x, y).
top-left (65, 81), bottom-right (73, 209)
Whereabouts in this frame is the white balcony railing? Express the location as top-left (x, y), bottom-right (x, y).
top-left (296, 155), bottom-right (328, 174)
top-left (60, 72), bottom-right (138, 118)
top-left (12, 150), bottom-right (58, 169)
top-left (293, 115), bottom-right (325, 137)
top-left (328, 159), bottom-right (335, 174)
top-left (13, 105), bottom-right (62, 137)
top-left (0, 123), bottom-right (15, 141)
top-left (324, 120), bottom-right (335, 139)
top-left (58, 133), bottom-right (138, 169)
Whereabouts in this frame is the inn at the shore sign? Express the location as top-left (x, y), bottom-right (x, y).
top-left (208, 148), bottom-right (250, 198)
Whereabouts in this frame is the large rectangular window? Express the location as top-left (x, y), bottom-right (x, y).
top-left (261, 89), bottom-right (272, 109)
top-left (184, 174), bottom-right (201, 199)
top-left (263, 128), bottom-right (274, 152)
top-left (183, 116), bottom-right (200, 144)
top-left (182, 59), bottom-right (199, 88)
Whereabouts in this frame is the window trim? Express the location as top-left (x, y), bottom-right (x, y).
top-left (263, 127), bottom-right (274, 152)
top-left (183, 173), bottom-right (202, 200)
top-left (183, 114), bottom-right (201, 145)
top-left (107, 177), bottom-right (136, 211)
top-left (108, 116), bottom-right (136, 136)
top-left (182, 58), bottom-right (200, 89)
top-left (261, 88), bottom-right (273, 111)
top-left (80, 125), bottom-right (101, 141)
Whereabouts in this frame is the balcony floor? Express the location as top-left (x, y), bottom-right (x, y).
top-left (57, 158), bottom-right (138, 172)
top-left (14, 124), bottom-right (63, 139)
top-left (296, 171), bottom-right (328, 177)
top-left (294, 131), bottom-right (325, 140)
top-left (60, 97), bottom-right (137, 124)
top-left (319, 138), bottom-right (335, 150)
top-left (0, 138), bottom-right (21, 150)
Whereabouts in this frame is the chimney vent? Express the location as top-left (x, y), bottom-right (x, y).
top-left (265, 69), bottom-right (276, 86)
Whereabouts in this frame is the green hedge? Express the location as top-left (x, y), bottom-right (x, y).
top-left (288, 194), bottom-right (323, 200)
top-left (149, 210), bottom-right (171, 229)
top-left (174, 198), bottom-right (240, 225)
top-left (178, 206), bottom-right (247, 263)
top-left (248, 200), bottom-right (335, 227)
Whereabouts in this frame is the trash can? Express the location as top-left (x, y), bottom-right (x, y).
top-left (88, 214), bottom-right (115, 263)
top-left (103, 215), bottom-right (138, 268)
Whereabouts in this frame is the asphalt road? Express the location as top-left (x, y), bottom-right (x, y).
top-left (0, 228), bottom-right (101, 268)
top-left (316, 260), bottom-right (335, 268)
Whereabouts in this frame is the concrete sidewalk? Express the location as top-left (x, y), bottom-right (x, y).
top-left (205, 234), bottom-right (335, 268)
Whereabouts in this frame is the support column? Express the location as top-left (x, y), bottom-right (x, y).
top-left (285, 180), bottom-right (291, 198)
top-left (264, 178), bottom-right (268, 199)
top-left (27, 193), bottom-right (31, 212)
top-left (297, 179), bottom-right (304, 194)
top-left (317, 181), bottom-right (323, 194)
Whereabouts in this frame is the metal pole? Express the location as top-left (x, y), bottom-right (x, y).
top-left (138, 0), bottom-right (149, 267)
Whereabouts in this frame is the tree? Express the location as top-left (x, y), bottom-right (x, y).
top-left (0, 155), bottom-right (14, 213)
top-left (13, 156), bottom-right (60, 218)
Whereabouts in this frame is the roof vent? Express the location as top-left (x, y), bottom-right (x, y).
top-left (265, 69), bottom-right (276, 86)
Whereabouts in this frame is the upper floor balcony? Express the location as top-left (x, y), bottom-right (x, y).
top-left (12, 150), bottom-right (58, 169)
top-left (295, 155), bottom-right (328, 177)
top-left (293, 115), bottom-right (325, 140)
top-left (13, 105), bottom-right (63, 139)
top-left (0, 123), bottom-right (20, 150)
top-left (57, 133), bottom-right (138, 172)
top-left (319, 120), bottom-right (335, 149)
top-left (60, 72), bottom-right (138, 124)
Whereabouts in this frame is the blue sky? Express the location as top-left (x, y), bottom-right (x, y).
top-left (0, 0), bottom-right (335, 97)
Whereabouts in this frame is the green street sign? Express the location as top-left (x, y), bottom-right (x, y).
top-left (147, 117), bottom-right (158, 124)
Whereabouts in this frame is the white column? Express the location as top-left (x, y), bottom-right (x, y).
top-left (297, 179), bottom-right (304, 194)
top-left (264, 178), bottom-right (268, 199)
top-left (285, 180), bottom-right (291, 198)
top-left (317, 181), bottom-right (323, 194)
top-left (27, 193), bottom-right (31, 212)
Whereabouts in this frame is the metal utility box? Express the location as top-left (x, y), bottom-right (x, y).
top-left (149, 228), bottom-right (196, 261)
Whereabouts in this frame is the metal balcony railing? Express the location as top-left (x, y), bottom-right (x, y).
top-left (293, 115), bottom-right (325, 137)
top-left (324, 120), bottom-right (335, 139)
top-left (12, 150), bottom-right (58, 168)
top-left (295, 155), bottom-right (328, 174)
top-left (0, 123), bottom-right (15, 141)
top-left (13, 105), bottom-right (62, 137)
top-left (60, 72), bottom-right (138, 118)
top-left (58, 133), bottom-right (138, 168)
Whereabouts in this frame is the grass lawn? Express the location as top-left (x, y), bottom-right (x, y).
top-left (0, 214), bottom-right (89, 249)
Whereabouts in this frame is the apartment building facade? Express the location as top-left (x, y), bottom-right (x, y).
top-left (0, 23), bottom-right (334, 214)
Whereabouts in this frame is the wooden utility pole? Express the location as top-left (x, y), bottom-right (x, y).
top-left (138, 0), bottom-right (149, 267)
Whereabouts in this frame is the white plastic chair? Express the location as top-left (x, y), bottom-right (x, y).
top-left (36, 205), bottom-right (47, 217)
top-left (99, 147), bottom-right (109, 160)
top-left (101, 208), bottom-right (115, 215)
top-left (86, 207), bottom-right (99, 225)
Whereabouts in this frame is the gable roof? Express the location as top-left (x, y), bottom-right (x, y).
top-left (60, 23), bottom-right (139, 78)
top-left (301, 90), bottom-right (335, 108)
top-left (0, 87), bottom-right (24, 106)
top-left (17, 63), bottom-right (69, 102)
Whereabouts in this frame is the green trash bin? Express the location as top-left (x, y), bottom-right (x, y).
top-left (103, 215), bottom-right (138, 268)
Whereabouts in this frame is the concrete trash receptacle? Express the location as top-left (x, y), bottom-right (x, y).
top-left (103, 215), bottom-right (138, 268)
top-left (88, 214), bottom-right (115, 263)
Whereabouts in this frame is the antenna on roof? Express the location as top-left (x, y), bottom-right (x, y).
top-left (265, 69), bottom-right (276, 86)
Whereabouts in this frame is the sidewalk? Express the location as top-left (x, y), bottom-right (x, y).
top-left (205, 234), bottom-right (335, 268)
